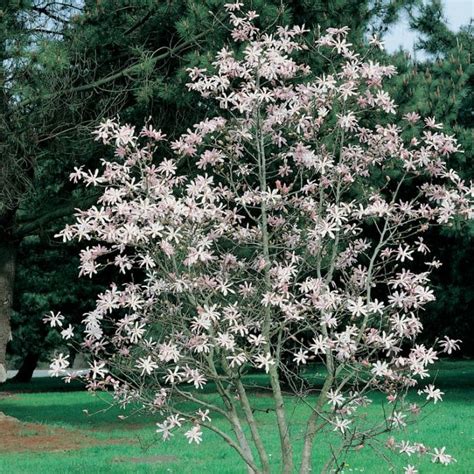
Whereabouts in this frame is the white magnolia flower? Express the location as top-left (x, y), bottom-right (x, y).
top-left (184, 425), bottom-right (203, 444)
top-left (156, 421), bottom-right (173, 440)
top-left (293, 348), bottom-right (309, 365)
top-left (197, 409), bottom-right (211, 422)
top-left (347, 297), bottom-right (367, 317)
top-left (423, 384), bottom-right (444, 403)
top-left (89, 360), bottom-right (108, 380)
top-left (439, 336), bottom-right (461, 354)
top-left (43, 311), bottom-right (65, 328)
top-left (309, 335), bottom-right (329, 354)
top-left (60, 325), bottom-right (74, 340)
top-left (136, 356), bottom-right (158, 376)
top-left (371, 360), bottom-right (390, 377)
top-left (327, 389), bottom-right (345, 408)
top-left (332, 416), bottom-right (351, 434)
top-left (431, 447), bottom-right (455, 465)
top-left (253, 353), bottom-right (275, 373)
top-left (49, 353), bottom-right (70, 377)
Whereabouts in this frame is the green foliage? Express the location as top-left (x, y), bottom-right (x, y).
top-left (11, 235), bottom-right (103, 365)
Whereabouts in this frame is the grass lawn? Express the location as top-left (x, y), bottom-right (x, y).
top-left (0, 360), bottom-right (473, 473)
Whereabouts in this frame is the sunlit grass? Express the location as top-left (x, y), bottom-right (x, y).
top-left (0, 360), bottom-right (472, 473)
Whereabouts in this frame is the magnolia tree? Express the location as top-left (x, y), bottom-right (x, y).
top-left (46, 3), bottom-right (472, 473)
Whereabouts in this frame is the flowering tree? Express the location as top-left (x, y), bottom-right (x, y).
top-left (47, 3), bottom-right (472, 473)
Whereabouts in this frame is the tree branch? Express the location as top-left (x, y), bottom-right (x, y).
top-left (15, 29), bottom-right (210, 110)
top-left (14, 193), bottom-right (99, 239)
top-left (124, 10), bottom-right (154, 36)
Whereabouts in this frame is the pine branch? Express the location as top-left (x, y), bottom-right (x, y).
top-left (14, 193), bottom-right (100, 239)
top-left (15, 29), bottom-right (210, 111)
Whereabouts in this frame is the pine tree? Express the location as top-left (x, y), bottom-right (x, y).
top-left (386, 0), bottom-right (473, 353)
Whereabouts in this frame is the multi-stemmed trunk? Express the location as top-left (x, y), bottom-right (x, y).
top-left (256, 95), bottom-right (294, 473)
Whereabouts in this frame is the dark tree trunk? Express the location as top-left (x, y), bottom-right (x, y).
top-left (0, 238), bottom-right (16, 383)
top-left (0, 24), bottom-right (18, 384)
top-left (11, 352), bottom-right (39, 383)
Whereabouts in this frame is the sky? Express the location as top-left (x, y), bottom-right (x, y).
top-left (384, 0), bottom-right (473, 54)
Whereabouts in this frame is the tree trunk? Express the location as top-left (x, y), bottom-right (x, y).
top-left (11, 351), bottom-right (39, 383)
top-left (0, 239), bottom-right (16, 383)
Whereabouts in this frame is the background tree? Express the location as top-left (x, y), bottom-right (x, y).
top-left (387, 0), bottom-right (473, 354)
top-left (9, 236), bottom-right (104, 382)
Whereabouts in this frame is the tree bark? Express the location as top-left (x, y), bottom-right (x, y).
top-left (299, 375), bottom-right (333, 473)
top-left (0, 238), bottom-right (16, 383)
top-left (11, 351), bottom-right (39, 383)
top-left (236, 379), bottom-right (271, 473)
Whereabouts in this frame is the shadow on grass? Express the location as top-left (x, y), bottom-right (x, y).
top-left (0, 392), bottom-right (231, 430)
top-left (1, 377), bottom-right (85, 393)
top-left (0, 395), bottom-right (148, 429)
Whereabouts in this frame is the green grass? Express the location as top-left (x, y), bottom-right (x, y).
top-left (0, 360), bottom-right (473, 473)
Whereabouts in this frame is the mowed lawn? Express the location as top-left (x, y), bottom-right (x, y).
top-left (0, 361), bottom-right (473, 474)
